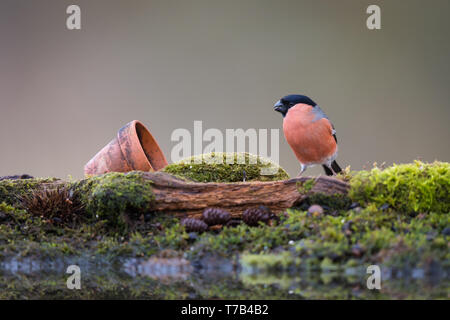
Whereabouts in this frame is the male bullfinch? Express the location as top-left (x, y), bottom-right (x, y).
top-left (274, 94), bottom-right (342, 176)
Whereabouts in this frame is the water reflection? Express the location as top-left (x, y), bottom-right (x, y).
top-left (123, 258), bottom-right (193, 280)
top-left (0, 256), bottom-right (448, 299)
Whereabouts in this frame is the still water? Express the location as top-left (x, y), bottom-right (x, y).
top-left (0, 256), bottom-right (448, 299)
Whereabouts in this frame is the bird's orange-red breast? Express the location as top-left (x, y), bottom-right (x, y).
top-left (282, 103), bottom-right (337, 165)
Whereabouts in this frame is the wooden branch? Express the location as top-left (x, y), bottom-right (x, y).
top-left (141, 172), bottom-right (350, 219)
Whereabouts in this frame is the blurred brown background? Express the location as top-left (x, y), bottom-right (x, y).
top-left (0, 0), bottom-right (449, 178)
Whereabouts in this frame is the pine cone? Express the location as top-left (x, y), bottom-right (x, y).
top-left (202, 208), bottom-right (231, 226)
top-left (181, 218), bottom-right (208, 233)
top-left (242, 206), bottom-right (272, 226)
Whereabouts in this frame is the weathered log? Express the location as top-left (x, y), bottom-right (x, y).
top-left (141, 172), bottom-right (349, 218)
top-left (1, 172), bottom-right (350, 219)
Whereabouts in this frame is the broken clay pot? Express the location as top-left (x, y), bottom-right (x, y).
top-left (84, 120), bottom-right (168, 176)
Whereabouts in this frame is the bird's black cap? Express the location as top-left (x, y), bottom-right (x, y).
top-left (280, 94), bottom-right (316, 107)
top-left (274, 94), bottom-right (316, 117)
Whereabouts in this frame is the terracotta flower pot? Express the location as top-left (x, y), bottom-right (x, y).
top-left (84, 120), bottom-right (168, 176)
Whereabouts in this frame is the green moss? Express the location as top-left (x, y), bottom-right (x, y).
top-left (320, 257), bottom-right (340, 271)
top-left (183, 201), bottom-right (449, 271)
top-left (349, 161), bottom-right (449, 213)
top-left (163, 152), bottom-right (289, 182)
top-left (297, 179), bottom-right (316, 193)
top-left (0, 202), bottom-right (28, 217)
top-left (298, 193), bottom-right (352, 211)
top-left (0, 177), bottom-right (57, 206)
top-left (154, 221), bottom-right (189, 250)
top-left (72, 172), bottom-right (155, 231)
top-left (241, 252), bottom-right (301, 272)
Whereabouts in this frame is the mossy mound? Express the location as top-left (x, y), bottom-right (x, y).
top-left (162, 152), bottom-right (289, 182)
top-left (349, 161), bottom-right (449, 213)
top-left (72, 172), bottom-right (155, 231)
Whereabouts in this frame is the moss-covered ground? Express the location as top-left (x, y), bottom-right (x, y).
top-left (0, 158), bottom-right (448, 299)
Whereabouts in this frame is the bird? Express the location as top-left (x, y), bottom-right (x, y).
top-left (274, 94), bottom-right (342, 176)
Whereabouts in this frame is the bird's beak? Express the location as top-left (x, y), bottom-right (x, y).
top-left (273, 100), bottom-right (283, 112)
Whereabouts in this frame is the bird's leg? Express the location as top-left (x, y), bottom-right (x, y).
top-left (297, 164), bottom-right (306, 177)
top-left (328, 165), bottom-right (336, 176)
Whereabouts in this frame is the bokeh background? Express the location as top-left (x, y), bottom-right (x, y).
top-left (1, 0), bottom-right (449, 178)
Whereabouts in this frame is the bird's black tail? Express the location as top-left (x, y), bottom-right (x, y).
top-left (322, 160), bottom-right (342, 176)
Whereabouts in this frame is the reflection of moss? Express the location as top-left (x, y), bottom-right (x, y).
top-left (1, 260), bottom-right (447, 299)
top-left (0, 271), bottom-right (307, 300)
top-left (349, 161), bottom-right (449, 213)
top-left (240, 266), bottom-right (449, 299)
top-left (163, 152), bottom-right (289, 182)
top-left (240, 273), bottom-right (301, 290)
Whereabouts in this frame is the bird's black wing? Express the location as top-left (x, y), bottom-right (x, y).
top-left (317, 107), bottom-right (341, 175)
top-left (332, 123), bottom-right (337, 143)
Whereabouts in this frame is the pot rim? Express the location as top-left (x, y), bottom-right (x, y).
top-left (118, 120), bottom-right (168, 171)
